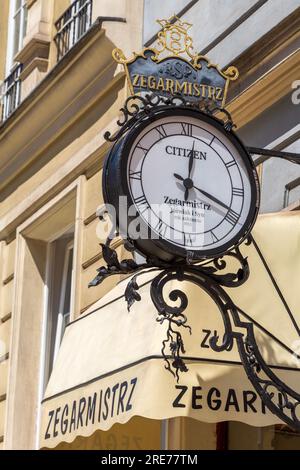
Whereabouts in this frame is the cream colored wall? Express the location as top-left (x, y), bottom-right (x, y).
top-left (92, 0), bottom-right (144, 57)
top-left (5, 182), bottom-right (79, 449)
top-left (79, 169), bottom-right (128, 313)
top-left (228, 423), bottom-right (274, 450)
top-left (168, 418), bottom-right (217, 450)
top-left (21, 0), bottom-right (144, 91)
top-left (0, 0), bottom-right (9, 82)
top-left (0, 237), bottom-right (15, 446)
top-left (0, 0), bottom-right (142, 450)
top-left (25, 0), bottom-right (53, 41)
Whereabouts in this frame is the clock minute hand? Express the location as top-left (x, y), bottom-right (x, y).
top-left (193, 185), bottom-right (231, 211)
top-left (188, 141), bottom-right (195, 178)
top-left (174, 175), bottom-right (231, 211)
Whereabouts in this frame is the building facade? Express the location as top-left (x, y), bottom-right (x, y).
top-left (0, 0), bottom-right (299, 450)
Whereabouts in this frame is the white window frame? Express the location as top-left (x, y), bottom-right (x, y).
top-left (6, 0), bottom-right (27, 75)
top-left (42, 225), bottom-right (75, 383)
top-left (4, 178), bottom-right (82, 450)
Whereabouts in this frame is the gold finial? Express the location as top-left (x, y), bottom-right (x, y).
top-left (155, 15), bottom-right (195, 59)
top-left (157, 15), bottom-right (192, 33)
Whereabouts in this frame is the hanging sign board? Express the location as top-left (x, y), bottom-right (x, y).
top-left (113, 16), bottom-right (238, 108)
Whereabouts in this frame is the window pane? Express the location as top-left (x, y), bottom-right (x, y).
top-left (63, 247), bottom-right (73, 315)
top-left (63, 313), bottom-right (70, 331)
top-left (13, 11), bottom-right (21, 57)
top-left (15, 0), bottom-right (22, 11)
top-left (45, 234), bottom-right (74, 382)
top-left (21, 5), bottom-right (28, 43)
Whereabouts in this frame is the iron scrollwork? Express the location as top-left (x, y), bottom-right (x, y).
top-left (233, 315), bottom-right (300, 431)
top-left (104, 92), bottom-right (235, 144)
top-left (90, 93), bottom-right (300, 432)
top-left (89, 240), bottom-right (249, 380)
top-left (89, 236), bottom-right (300, 431)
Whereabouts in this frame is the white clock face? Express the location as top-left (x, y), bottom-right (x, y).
top-left (127, 114), bottom-right (255, 255)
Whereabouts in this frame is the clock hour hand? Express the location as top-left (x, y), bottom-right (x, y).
top-left (174, 173), bottom-right (184, 182)
top-left (193, 185), bottom-right (231, 211)
top-left (174, 173), bottom-right (192, 201)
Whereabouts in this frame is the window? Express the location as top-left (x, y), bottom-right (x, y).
top-left (54, 0), bottom-right (93, 61)
top-left (1, 63), bottom-right (22, 121)
top-left (44, 230), bottom-right (75, 382)
top-left (283, 177), bottom-right (300, 209)
top-left (6, 0), bottom-right (28, 74)
top-left (52, 241), bottom-right (74, 364)
top-left (1, 1), bottom-right (27, 121)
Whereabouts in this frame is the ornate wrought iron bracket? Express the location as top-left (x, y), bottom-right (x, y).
top-left (89, 238), bottom-right (249, 377)
top-left (90, 93), bottom-right (300, 431)
top-left (89, 237), bottom-right (300, 431)
top-left (247, 147), bottom-right (300, 166)
top-left (104, 92), bottom-right (235, 145)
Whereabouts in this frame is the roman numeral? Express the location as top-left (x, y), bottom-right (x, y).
top-left (184, 233), bottom-right (194, 246)
top-left (155, 219), bottom-right (167, 237)
top-left (232, 187), bottom-right (244, 197)
top-left (225, 209), bottom-right (240, 226)
top-left (181, 123), bottom-right (193, 136)
top-left (225, 160), bottom-right (236, 168)
top-left (134, 195), bottom-right (149, 213)
top-left (136, 145), bottom-right (148, 154)
top-left (210, 231), bottom-right (219, 243)
top-left (156, 125), bottom-right (167, 140)
top-left (129, 171), bottom-right (142, 180)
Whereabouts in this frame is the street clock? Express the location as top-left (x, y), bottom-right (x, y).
top-left (103, 107), bottom-right (259, 261)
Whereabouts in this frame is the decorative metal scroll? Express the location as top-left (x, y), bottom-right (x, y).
top-left (89, 66), bottom-right (300, 429)
top-left (89, 235), bottom-right (300, 431)
top-left (113, 16), bottom-right (238, 108)
top-left (104, 92), bottom-right (235, 144)
top-left (89, 238), bottom-right (250, 379)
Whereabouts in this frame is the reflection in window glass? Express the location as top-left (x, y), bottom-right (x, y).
top-left (44, 233), bottom-right (74, 384)
top-left (7, 0), bottom-right (28, 72)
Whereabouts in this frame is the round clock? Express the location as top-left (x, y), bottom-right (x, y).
top-left (103, 107), bottom-right (260, 261)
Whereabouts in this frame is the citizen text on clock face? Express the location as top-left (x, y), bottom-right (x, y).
top-left (127, 114), bottom-right (253, 252)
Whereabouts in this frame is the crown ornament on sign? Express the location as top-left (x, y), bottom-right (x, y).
top-left (112, 16), bottom-right (239, 108)
top-left (155, 15), bottom-right (195, 59)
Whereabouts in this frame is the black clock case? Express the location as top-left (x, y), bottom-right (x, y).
top-left (102, 106), bottom-right (260, 262)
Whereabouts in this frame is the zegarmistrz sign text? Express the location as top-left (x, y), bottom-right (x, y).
top-left (127, 50), bottom-right (228, 106)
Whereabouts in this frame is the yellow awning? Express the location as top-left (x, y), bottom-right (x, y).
top-left (40, 211), bottom-right (300, 448)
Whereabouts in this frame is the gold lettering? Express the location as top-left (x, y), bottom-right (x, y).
top-left (175, 81), bottom-right (188, 95)
top-left (148, 76), bottom-right (157, 89)
top-left (215, 87), bottom-right (223, 101)
top-left (156, 77), bottom-right (165, 91)
top-left (140, 75), bottom-right (147, 88)
top-left (133, 71), bottom-right (224, 103)
top-left (200, 84), bottom-right (207, 98)
top-left (208, 86), bottom-right (216, 100)
top-left (132, 74), bottom-right (140, 87)
top-left (165, 78), bottom-right (174, 94)
top-left (193, 83), bottom-right (201, 97)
